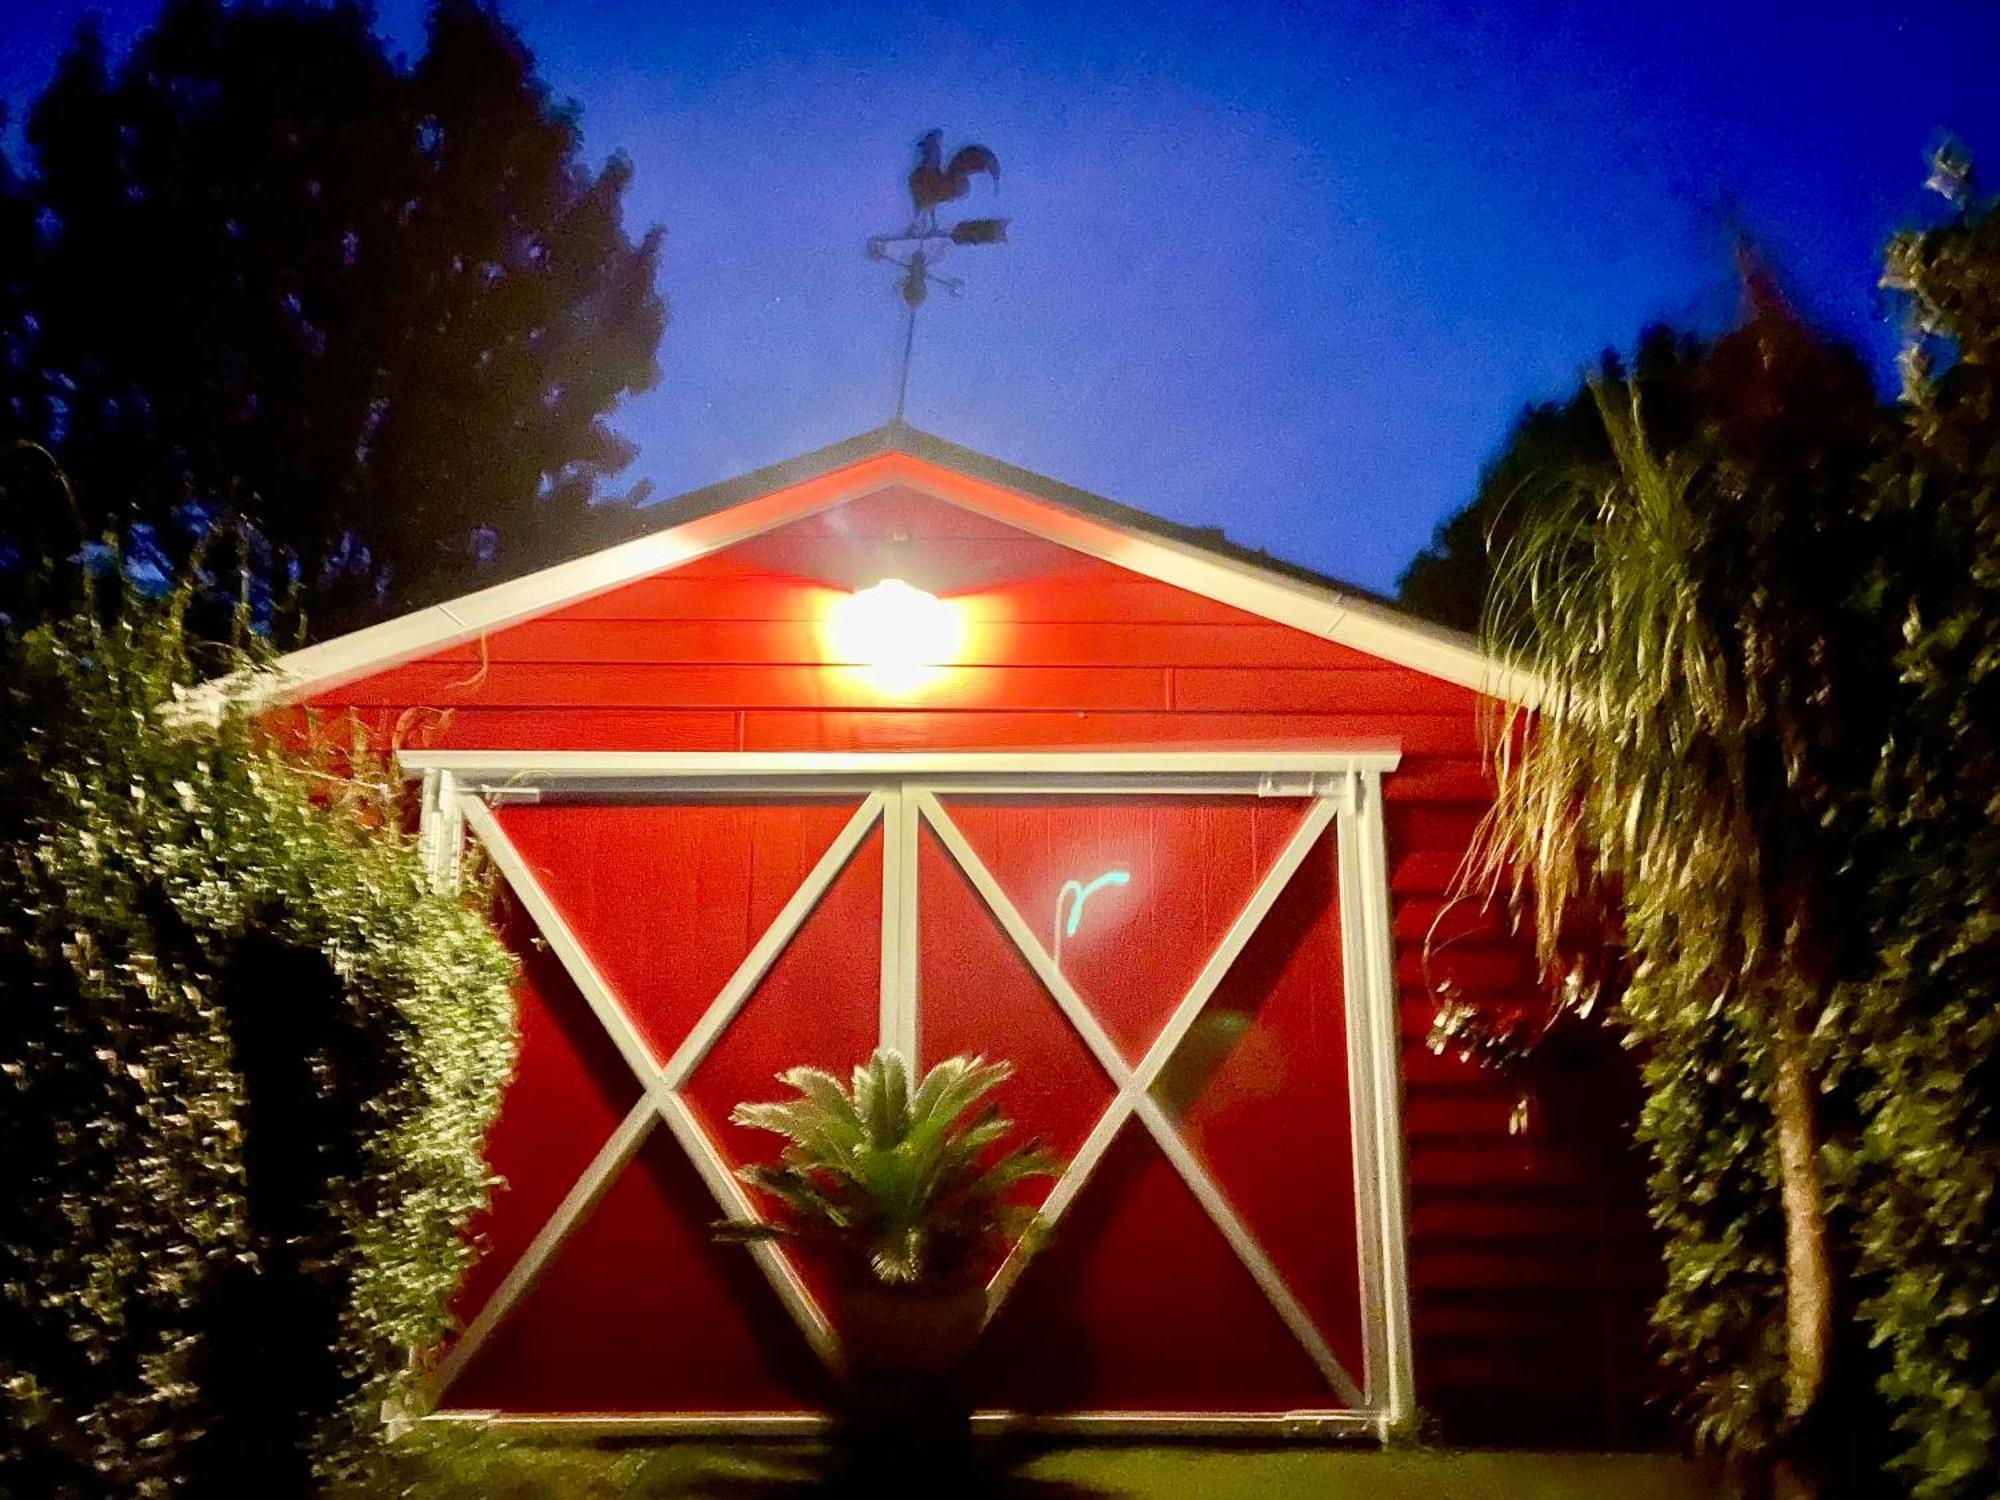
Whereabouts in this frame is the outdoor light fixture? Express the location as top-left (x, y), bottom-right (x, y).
top-left (825, 578), bottom-right (965, 696)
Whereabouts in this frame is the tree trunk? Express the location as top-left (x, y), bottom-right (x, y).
top-left (1771, 1009), bottom-right (1834, 1500)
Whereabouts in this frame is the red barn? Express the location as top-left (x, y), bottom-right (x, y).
top-left (263, 425), bottom-right (1655, 1444)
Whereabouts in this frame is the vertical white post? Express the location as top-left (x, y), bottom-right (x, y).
top-left (878, 786), bottom-right (903, 1058)
top-left (893, 783), bottom-right (922, 1063)
top-left (442, 771), bottom-right (466, 889)
top-left (1353, 768), bottom-right (1415, 1428)
top-left (418, 768), bottom-right (463, 891)
top-left (1335, 791), bottom-right (1386, 1412)
top-left (417, 767), bottom-right (442, 883)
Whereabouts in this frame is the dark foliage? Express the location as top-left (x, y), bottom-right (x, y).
top-left (0, 0), bottom-right (665, 636)
top-left (1838, 196), bottom-right (2000, 1498)
top-left (1396, 325), bottom-right (1705, 632)
top-left (0, 574), bottom-right (515, 1495)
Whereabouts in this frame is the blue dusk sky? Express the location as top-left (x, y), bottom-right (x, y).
top-left (4, 1), bottom-right (1998, 592)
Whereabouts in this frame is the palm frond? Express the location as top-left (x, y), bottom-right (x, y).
top-left (736, 1163), bottom-right (855, 1228)
top-left (974, 1141), bottom-right (1061, 1195)
top-left (1467, 380), bottom-right (1772, 1010)
top-left (777, 1065), bottom-right (864, 1135)
top-left (858, 1048), bottom-right (911, 1149)
top-left (909, 1054), bottom-right (1004, 1127)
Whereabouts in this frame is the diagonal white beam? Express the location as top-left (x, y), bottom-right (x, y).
top-left (1130, 798), bottom-right (1339, 1085)
top-left (655, 1090), bottom-right (842, 1370)
top-left (462, 795), bottom-right (660, 1093)
top-left (1131, 1090), bottom-right (1366, 1408)
top-left (427, 1096), bottom-right (658, 1403)
top-left (920, 792), bottom-right (1363, 1407)
top-left (915, 793), bottom-right (1128, 1082)
top-left (661, 793), bottom-right (885, 1089)
top-left (915, 792), bottom-right (1137, 1310)
top-left (1025, 1096), bottom-right (1132, 1238)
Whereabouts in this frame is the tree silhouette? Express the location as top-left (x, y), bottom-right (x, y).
top-left (1397, 325), bottom-right (1705, 632)
top-left (1, 0), bottom-right (665, 635)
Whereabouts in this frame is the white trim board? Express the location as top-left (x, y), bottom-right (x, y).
top-left (188, 442), bottom-right (1538, 719)
top-left (422, 1408), bottom-right (1388, 1440)
top-left (397, 748), bottom-right (1402, 797)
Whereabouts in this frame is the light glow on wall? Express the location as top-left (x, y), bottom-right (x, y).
top-left (823, 578), bottom-right (966, 696)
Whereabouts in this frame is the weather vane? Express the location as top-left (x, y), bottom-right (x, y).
top-left (869, 129), bottom-right (1007, 421)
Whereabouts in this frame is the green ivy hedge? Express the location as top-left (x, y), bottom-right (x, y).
top-left (0, 595), bottom-right (516, 1495)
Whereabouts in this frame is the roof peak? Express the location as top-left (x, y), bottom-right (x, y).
top-left (633, 422), bottom-right (1412, 618)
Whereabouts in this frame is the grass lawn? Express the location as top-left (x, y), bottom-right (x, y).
top-left (357, 1433), bottom-right (1716, 1498)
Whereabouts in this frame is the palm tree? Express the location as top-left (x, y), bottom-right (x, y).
top-left (1466, 304), bottom-right (1880, 1498)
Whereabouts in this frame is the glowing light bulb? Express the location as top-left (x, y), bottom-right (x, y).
top-left (824, 578), bottom-right (965, 696)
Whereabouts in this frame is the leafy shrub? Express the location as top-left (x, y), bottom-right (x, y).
top-left (1840, 181), bottom-right (2000, 1500)
top-left (0, 587), bottom-right (515, 1494)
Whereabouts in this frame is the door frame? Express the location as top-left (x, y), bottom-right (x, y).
top-left (403, 749), bottom-right (1414, 1440)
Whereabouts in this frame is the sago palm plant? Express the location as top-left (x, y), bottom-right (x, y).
top-left (723, 1049), bottom-right (1056, 1286)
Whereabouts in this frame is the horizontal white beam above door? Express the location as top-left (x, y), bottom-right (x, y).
top-left (398, 748), bottom-right (1402, 799)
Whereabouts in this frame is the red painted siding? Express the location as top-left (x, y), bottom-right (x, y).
top-left (301, 478), bottom-right (1657, 1443)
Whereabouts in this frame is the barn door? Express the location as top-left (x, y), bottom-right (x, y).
top-left (413, 755), bottom-right (1411, 1437)
top-left (914, 790), bottom-right (1369, 1419)
top-left (430, 790), bottom-right (884, 1417)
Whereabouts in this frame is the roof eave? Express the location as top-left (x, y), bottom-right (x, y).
top-left (180, 427), bottom-right (1536, 719)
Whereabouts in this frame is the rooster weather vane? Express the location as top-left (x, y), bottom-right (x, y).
top-left (869, 130), bottom-right (1008, 420)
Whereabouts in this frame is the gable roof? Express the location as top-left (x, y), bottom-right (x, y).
top-left (215, 422), bottom-right (1532, 710)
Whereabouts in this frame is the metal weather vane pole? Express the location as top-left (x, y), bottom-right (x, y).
top-left (893, 272), bottom-right (921, 423)
top-left (868, 129), bottom-right (1009, 422)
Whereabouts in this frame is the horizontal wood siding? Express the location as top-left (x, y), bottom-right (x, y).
top-left (301, 487), bottom-right (1657, 1444)
top-left (416, 619), bottom-right (1391, 669)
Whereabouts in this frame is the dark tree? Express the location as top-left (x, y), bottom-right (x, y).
top-left (1397, 325), bottom-right (1706, 632)
top-left (0, 118), bottom-right (39, 438)
top-left (1, 0), bottom-right (665, 634)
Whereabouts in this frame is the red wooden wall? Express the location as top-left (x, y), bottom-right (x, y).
top-left (301, 475), bottom-right (1659, 1444)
